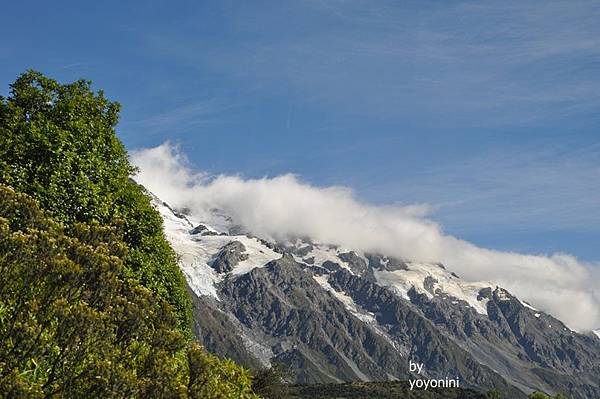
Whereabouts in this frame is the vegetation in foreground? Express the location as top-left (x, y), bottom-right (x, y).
top-left (0, 71), bottom-right (258, 398)
top-left (252, 366), bottom-right (570, 399)
top-left (0, 185), bottom-right (257, 397)
top-left (286, 381), bottom-right (487, 399)
top-left (283, 382), bottom-right (569, 399)
top-left (0, 71), bottom-right (190, 331)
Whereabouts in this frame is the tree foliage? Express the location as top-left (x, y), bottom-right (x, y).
top-left (252, 363), bottom-right (290, 399)
top-left (528, 392), bottom-right (569, 399)
top-left (0, 72), bottom-right (260, 397)
top-left (0, 185), bottom-right (258, 398)
top-left (486, 388), bottom-right (502, 399)
top-left (0, 70), bottom-right (191, 330)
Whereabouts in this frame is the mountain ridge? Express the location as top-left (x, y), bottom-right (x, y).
top-left (151, 193), bottom-right (600, 398)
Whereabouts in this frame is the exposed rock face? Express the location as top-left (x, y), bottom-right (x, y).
top-left (190, 224), bottom-right (221, 236)
top-left (321, 260), bottom-right (342, 272)
top-left (190, 224), bottom-right (209, 235)
top-left (188, 290), bottom-right (264, 370)
top-left (366, 253), bottom-right (409, 271)
top-left (337, 251), bottom-right (368, 275)
top-left (210, 241), bottom-right (249, 273)
top-left (153, 197), bottom-right (600, 399)
top-left (332, 270), bottom-right (600, 398)
top-left (220, 255), bottom-right (412, 383)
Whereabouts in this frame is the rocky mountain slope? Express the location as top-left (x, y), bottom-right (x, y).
top-left (153, 195), bottom-right (600, 399)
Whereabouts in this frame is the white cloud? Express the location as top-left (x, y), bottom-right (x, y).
top-left (131, 142), bottom-right (600, 331)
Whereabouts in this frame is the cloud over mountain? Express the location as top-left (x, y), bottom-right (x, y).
top-left (131, 142), bottom-right (600, 331)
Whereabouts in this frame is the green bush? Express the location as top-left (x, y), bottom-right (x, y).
top-left (0, 71), bottom-right (191, 331)
top-left (187, 343), bottom-right (258, 398)
top-left (0, 72), bottom-right (260, 397)
top-left (0, 185), bottom-right (258, 398)
top-left (527, 393), bottom-right (569, 399)
top-left (486, 388), bottom-right (502, 399)
top-left (252, 363), bottom-right (290, 398)
top-left (528, 392), bottom-right (550, 399)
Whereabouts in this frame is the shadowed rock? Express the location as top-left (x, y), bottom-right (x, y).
top-left (210, 241), bottom-right (249, 273)
top-left (338, 251), bottom-right (368, 275)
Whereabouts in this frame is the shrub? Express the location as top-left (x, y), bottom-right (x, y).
top-left (528, 392), bottom-right (550, 399)
top-left (0, 185), bottom-right (258, 398)
top-left (0, 71), bottom-right (191, 331)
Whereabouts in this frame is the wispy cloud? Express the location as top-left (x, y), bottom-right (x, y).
top-left (146, 0), bottom-right (600, 127)
top-left (132, 142), bottom-right (600, 331)
top-left (131, 98), bottom-right (238, 135)
top-left (364, 141), bottom-right (600, 233)
top-left (56, 62), bottom-right (85, 71)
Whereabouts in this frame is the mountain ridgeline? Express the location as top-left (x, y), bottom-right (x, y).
top-left (154, 193), bottom-right (600, 399)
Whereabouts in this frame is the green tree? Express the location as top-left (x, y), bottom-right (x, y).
top-left (0, 71), bottom-right (191, 331)
top-left (486, 388), bottom-right (503, 399)
top-left (0, 185), bottom-right (258, 398)
top-left (529, 392), bottom-right (550, 399)
top-left (187, 343), bottom-right (257, 398)
top-left (252, 363), bottom-right (290, 399)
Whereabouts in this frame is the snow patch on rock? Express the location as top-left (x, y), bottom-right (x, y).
top-left (305, 245), bottom-right (356, 274)
top-left (155, 197), bottom-right (222, 299)
top-left (229, 236), bottom-right (281, 275)
top-left (520, 300), bottom-right (538, 311)
top-left (374, 262), bottom-right (492, 315)
top-left (154, 195), bottom-right (280, 299)
top-left (313, 275), bottom-right (376, 324)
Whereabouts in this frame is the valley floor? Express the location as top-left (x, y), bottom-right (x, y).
top-left (287, 381), bottom-right (488, 399)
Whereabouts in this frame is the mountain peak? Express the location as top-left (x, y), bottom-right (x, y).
top-left (154, 192), bottom-right (600, 398)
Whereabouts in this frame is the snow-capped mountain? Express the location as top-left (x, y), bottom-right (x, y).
top-left (154, 194), bottom-right (600, 399)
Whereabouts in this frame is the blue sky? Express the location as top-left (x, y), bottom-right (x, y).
top-left (2, 0), bottom-right (599, 261)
